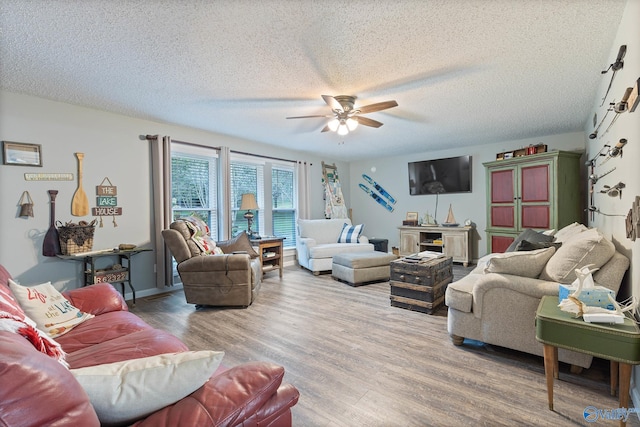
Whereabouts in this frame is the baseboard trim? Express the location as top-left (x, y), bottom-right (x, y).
top-left (122, 283), bottom-right (183, 303)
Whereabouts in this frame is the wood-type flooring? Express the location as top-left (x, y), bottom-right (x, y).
top-left (130, 265), bottom-right (640, 426)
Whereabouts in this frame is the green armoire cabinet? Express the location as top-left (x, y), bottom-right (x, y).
top-left (484, 151), bottom-right (583, 253)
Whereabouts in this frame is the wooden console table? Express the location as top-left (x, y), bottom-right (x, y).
top-left (58, 248), bottom-right (151, 304)
top-left (398, 225), bottom-right (472, 266)
top-left (251, 237), bottom-right (285, 278)
top-left (535, 295), bottom-right (640, 426)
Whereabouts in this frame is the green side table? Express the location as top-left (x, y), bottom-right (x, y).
top-left (535, 295), bottom-right (640, 426)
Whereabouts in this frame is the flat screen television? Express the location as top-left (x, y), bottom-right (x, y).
top-left (408, 155), bottom-right (472, 195)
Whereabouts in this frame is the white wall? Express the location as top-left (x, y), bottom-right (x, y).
top-left (586, 0), bottom-right (639, 298)
top-left (348, 132), bottom-right (586, 259)
top-left (350, 0), bottom-right (639, 402)
top-left (0, 91), bottom-right (348, 296)
top-left (583, 0), bottom-right (640, 406)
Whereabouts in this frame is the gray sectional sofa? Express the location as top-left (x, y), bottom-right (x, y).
top-left (445, 223), bottom-right (630, 369)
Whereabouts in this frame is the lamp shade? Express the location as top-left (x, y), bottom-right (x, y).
top-left (337, 122), bottom-right (349, 136)
top-left (240, 193), bottom-right (259, 210)
top-left (328, 118), bottom-right (340, 132)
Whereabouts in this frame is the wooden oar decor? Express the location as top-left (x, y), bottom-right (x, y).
top-left (43, 190), bottom-right (61, 256)
top-left (71, 152), bottom-right (89, 216)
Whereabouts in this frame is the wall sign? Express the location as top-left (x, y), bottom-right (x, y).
top-left (92, 177), bottom-right (122, 226)
top-left (24, 173), bottom-right (74, 181)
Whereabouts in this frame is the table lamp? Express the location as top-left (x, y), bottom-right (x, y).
top-left (240, 193), bottom-right (260, 239)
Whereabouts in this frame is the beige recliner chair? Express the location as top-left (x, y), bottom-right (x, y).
top-left (162, 220), bottom-right (261, 307)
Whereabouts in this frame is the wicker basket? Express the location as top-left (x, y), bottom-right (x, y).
top-left (57, 220), bottom-right (96, 255)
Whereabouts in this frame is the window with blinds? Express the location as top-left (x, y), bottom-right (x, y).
top-left (171, 144), bottom-right (219, 240)
top-left (272, 166), bottom-right (296, 248)
top-left (230, 155), bottom-right (296, 248)
top-left (230, 161), bottom-right (264, 237)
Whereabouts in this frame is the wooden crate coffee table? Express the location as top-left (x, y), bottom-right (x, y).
top-left (389, 256), bottom-right (453, 314)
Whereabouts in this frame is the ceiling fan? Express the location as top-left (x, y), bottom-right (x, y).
top-left (286, 95), bottom-right (398, 135)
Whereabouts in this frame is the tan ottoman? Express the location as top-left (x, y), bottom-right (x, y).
top-left (332, 251), bottom-right (398, 286)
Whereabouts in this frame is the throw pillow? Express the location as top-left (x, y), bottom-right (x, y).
top-left (0, 310), bottom-right (67, 367)
top-left (483, 247), bottom-right (556, 278)
top-left (515, 240), bottom-right (562, 252)
top-left (539, 228), bottom-right (615, 283)
top-left (553, 222), bottom-right (587, 243)
top-left (0, 280), bottom-right (26, 319)
top-left (505, 229), bottom-right (554, 252)
top-left (71, 350), bottom-right (224, 426)
top-left (9, 279), bottom-right (94, 338)
top-left (181, 216), bottom-right (221, 255)
top-left (217, 231), bottom-right (259, 258)
top-left (337, 223), bottom-right (364, 243)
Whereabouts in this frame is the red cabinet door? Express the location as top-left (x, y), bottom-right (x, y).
top-left (491, 235), bottom-right (514, 253)
top-left (489, 168), bottom-right (515, 228)
top-left (520, 164), bottom-right (551, 229)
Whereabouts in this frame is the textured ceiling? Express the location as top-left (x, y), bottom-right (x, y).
top-left (0, 0), bottom-right (627, 160)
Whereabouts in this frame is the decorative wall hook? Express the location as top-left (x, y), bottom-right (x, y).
top-left (602, 87), bottom-right (633, 137)
top-left (600, 45), bottom-right (626, 106)
top-left (599, 139), bottom-right (627, 166)
top-left (601, 182), bottom-right (626, 198)
top-left (586, 145), bottom-right (610, 166)
top-left (589, 104), bottom-right (614, 139)
top-left (608, 138), bottom-right (627, 158)
top-left (589, 167), bottom-right (616, 184)
top-left (18, 191), bottom-right (34, 217)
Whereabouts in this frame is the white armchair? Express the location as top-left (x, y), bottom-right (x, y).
top-left (296, 218), bottom-right (374, 275)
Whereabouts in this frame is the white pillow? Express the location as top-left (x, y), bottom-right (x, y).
top-left (539, 228), bottom-right (615, 283)
top-left (553, 222), bottom-right (587, 243)
top-left (483, 247), bottom-right (556, 278)
top-left (71, 350), bottom-right (224, 426)
top-left (9, 279), bottom-right (94, 337)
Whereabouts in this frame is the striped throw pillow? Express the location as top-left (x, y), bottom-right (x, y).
top-left (337, 223), bottom-right (364, 243)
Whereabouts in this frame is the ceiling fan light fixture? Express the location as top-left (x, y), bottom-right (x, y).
top-left (286, 95), bottom-right (398, 135)
top-left (328, 118), bottom-right (340, 132)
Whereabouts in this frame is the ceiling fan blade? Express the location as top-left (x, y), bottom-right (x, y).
top-left (355, 116), bottom-right (384, 128)
top-left (320, 125), bottom-right (330, 132)
top-left (357, 100), bottom-right (398, 114)
top-left (286, 114), bottom-right (332, 119)
top-left (322, 95), bottom-right (343, 111)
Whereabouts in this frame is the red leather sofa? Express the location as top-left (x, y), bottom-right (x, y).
top-left (0, 264), bottom-right (299, 426)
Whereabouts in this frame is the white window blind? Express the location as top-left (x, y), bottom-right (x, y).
top-left (171, 144), bottom-right (219, 240)
top-left (230, 160), bottom-right (265, 236)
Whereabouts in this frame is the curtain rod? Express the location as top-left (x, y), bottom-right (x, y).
top-left (143, 135), bottom-right (309, 164)
top-left (230, 149), bottom-right (297, 164)
top-left (142, 135), bottom-right (220, 151)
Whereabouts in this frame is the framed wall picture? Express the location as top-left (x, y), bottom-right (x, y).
top-left (2, 141), bottom-right (42, 167)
